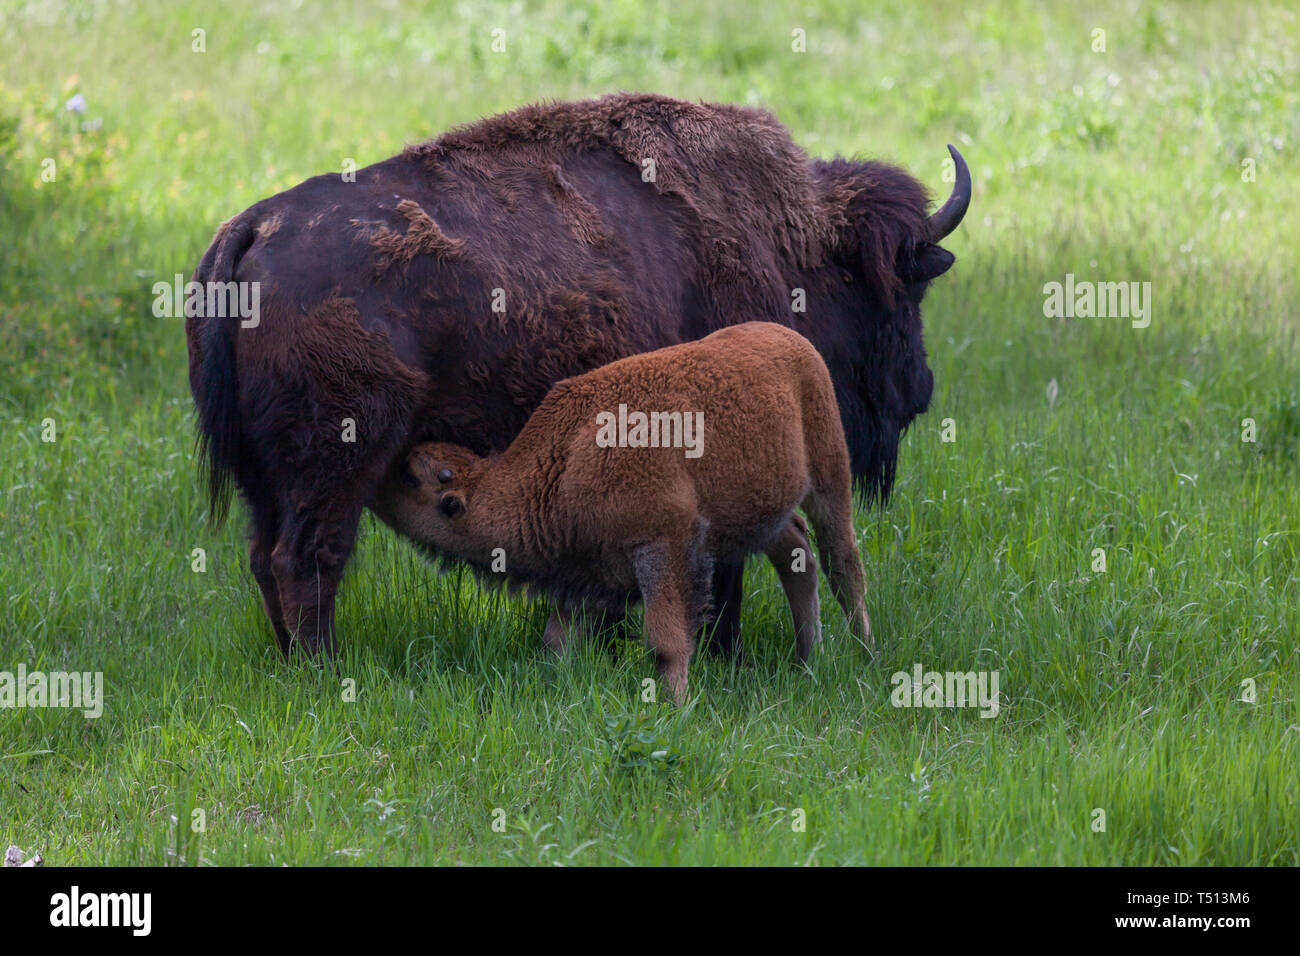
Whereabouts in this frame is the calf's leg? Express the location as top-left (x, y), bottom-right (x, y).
top-left (803, 489), bottom-right (872, 651)
top-left (632, 541), bottom-right (696, 705)
top-left (765, 514), bottom-right (822, 662)
top-left (800, 354), bottom-right (874, 650)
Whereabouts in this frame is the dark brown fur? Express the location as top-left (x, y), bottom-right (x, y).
top-left (186, 93), bottom-right (963, 659)
top-left (373, 323), bottom-right (872, 703)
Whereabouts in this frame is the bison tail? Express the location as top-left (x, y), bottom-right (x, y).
top-left (192, 215), bottom-right (257, 527)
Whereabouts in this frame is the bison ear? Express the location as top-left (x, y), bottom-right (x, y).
top-left (902, 243), bottom-right (955, 283)
top-left (439, 492), bottom-right (465, 519)
top-left (399, 460), bottom-right (421, 490)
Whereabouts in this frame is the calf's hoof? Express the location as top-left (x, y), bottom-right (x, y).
top-left (657, 664), bottom-right (689, 706)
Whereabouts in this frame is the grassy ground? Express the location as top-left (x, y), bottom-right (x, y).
top-left (1, 0), bottom-right (1297, 865)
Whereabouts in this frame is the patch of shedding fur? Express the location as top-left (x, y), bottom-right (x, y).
top-left (544, 164), bottom-right (609, 244)
top-left (256, 212), bottom-right (284, 239)
top-left (354, 199), bottom-right (466, 275)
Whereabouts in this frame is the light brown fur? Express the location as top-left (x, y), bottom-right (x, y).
top-left (373, 322), bottom-right (872, 702)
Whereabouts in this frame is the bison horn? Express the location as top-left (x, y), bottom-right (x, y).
top-left (927, 145), bottom-right (971, 241)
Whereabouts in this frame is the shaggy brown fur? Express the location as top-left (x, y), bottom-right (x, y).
top-left (353, 199), bottom-right (467, 275)
top-left (188, 92), bottom-right (967, 660)
top-left (372, 323), bottom-right (872, 703)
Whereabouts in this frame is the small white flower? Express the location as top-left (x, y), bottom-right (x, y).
top-left (65, 93), bottom-right (86, 113)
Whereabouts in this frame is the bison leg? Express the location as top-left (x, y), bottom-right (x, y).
top-left (594, 606), bottom-right (636, 655)
top-left (248, 499), bottom-right (293, 655)
top-left (632, 542), bottom-right (695, 705)
top-left (270, 498), bottom-right (364, 659)
top-left (542, 603), bottom-right (579, 654)
top-left (545, 602), bottom-right (626, 655)
top-left (546, 602), bottom-right (639, 658)
top-left (765, 514), bottom-right (822, 662)
top-left (699, 560), bottom-right (745, 660)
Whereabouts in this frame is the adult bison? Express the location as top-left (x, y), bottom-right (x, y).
top-left (186, 92), bottom-right (969, 659)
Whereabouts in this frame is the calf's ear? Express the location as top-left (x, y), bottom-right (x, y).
top-left (439, 492), bottom-right (465, 519)
top-left (902, 243), bottom-right (955, 282)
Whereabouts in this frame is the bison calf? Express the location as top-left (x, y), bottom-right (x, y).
top-left (374, 322), bottom-right (872, 702)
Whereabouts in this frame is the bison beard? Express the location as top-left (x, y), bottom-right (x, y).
top-left (186, 92), bottom-right (969, 659)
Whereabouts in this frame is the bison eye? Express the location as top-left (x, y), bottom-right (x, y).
top-left (437, 468), bottom-right (453, 484)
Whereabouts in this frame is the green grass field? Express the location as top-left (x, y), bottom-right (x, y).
top-left (2, 0), bottom-right (1297, 865)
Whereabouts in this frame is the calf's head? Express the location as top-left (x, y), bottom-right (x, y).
top-left (372, 442), bottom-right (487, 555)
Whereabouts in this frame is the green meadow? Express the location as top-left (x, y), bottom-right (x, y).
top-left (1, 0), bottom-right (1297, 864)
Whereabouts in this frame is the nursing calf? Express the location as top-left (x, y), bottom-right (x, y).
top-left (373, 322), bottom-right (872, 702)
